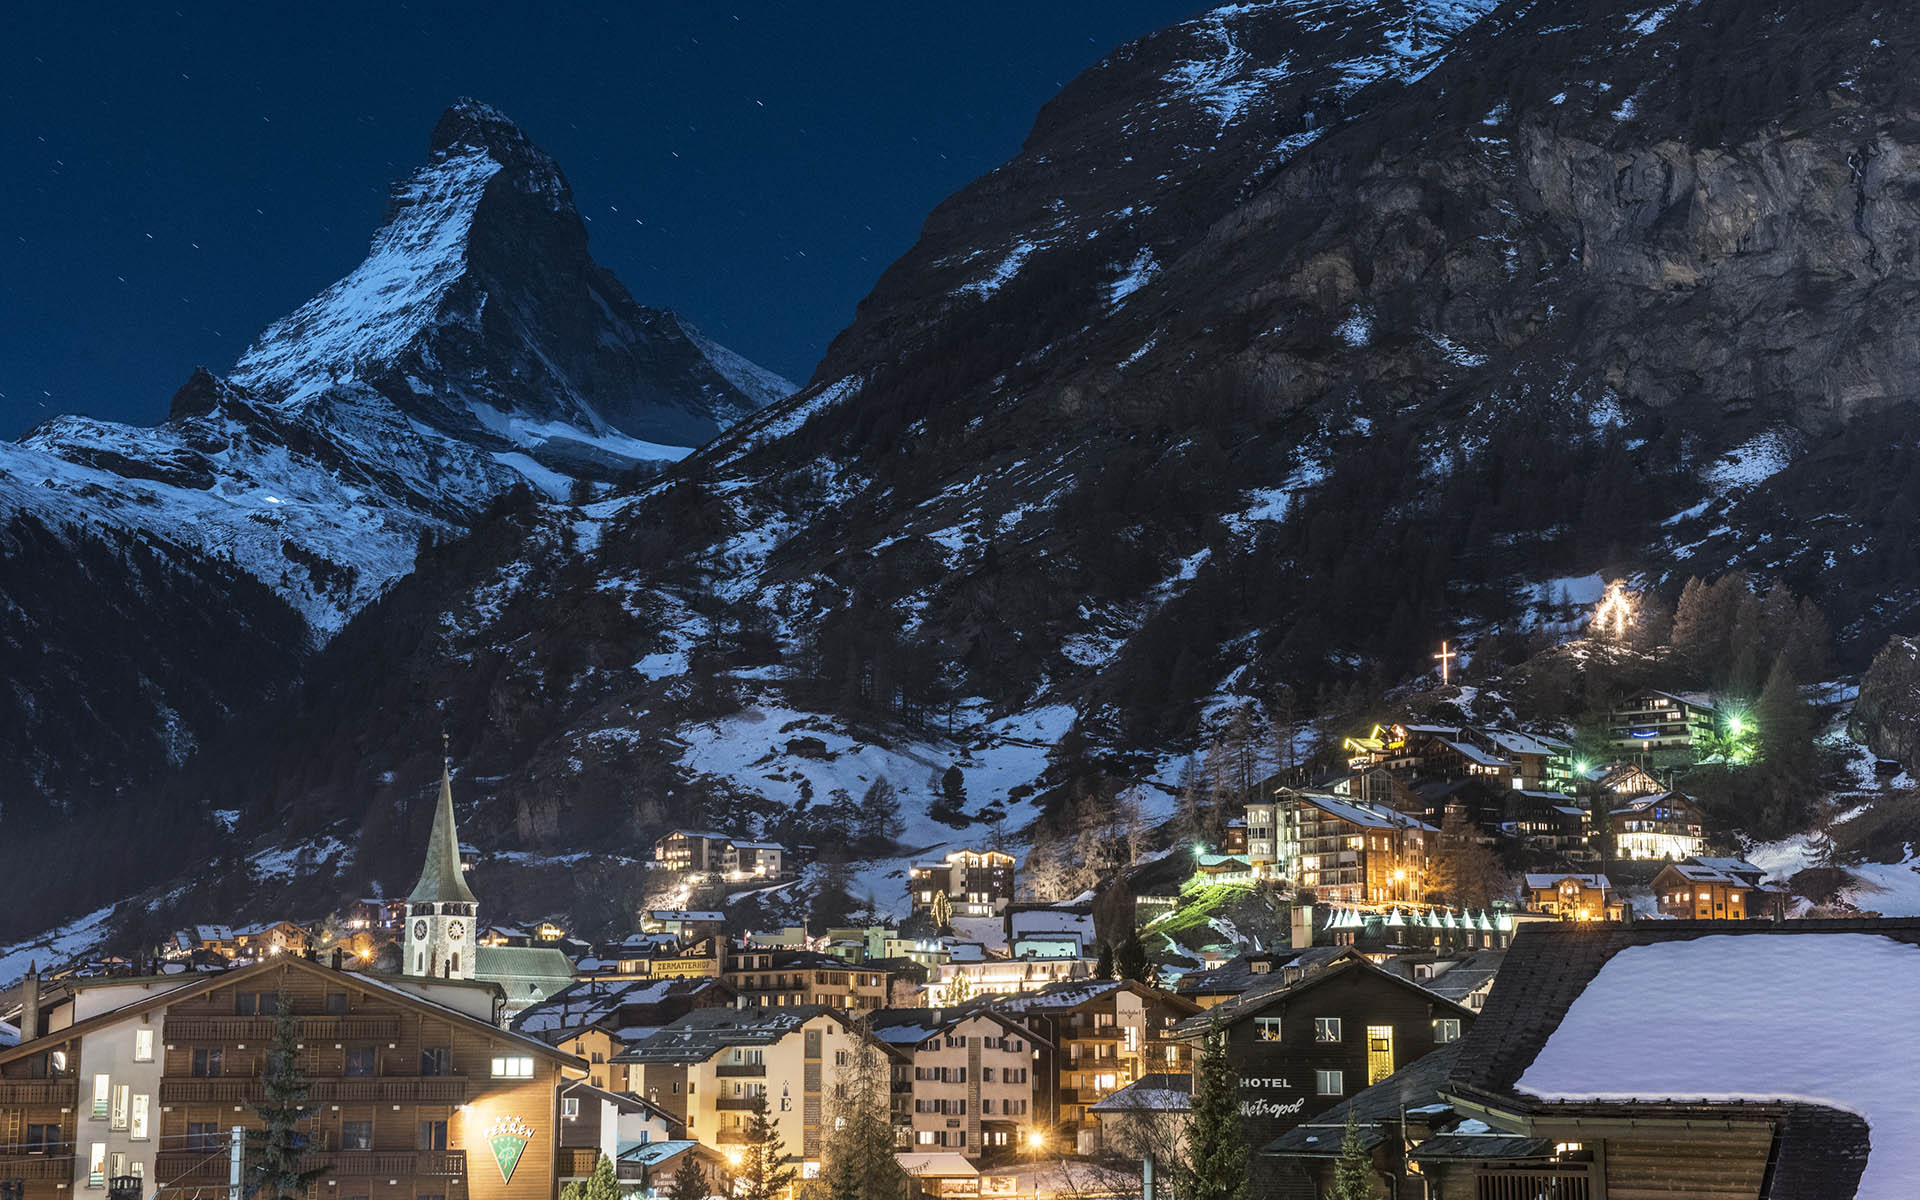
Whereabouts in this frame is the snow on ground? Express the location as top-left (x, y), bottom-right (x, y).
top-left (1518, 933), bottom-right (1920, 1199)
top-left (675, 318), bottom-right (797, 410)
top-left (469, 406), bottom-right (694, 466)
top-left (252, 835), bottom-right (352, 881)
top-left (1334, 308), bottom-right (1374, 347)
top-left (0, 904), bottom-right (119, 987)
top-left (1107, 250), bottom-right (1160, 307)
top-left (1703, 430), bottom-right (1796, 492)
top-left (957, 241), bottom-right (1046, 298)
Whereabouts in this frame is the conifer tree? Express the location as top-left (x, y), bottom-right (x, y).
top-left (1095, 941), bottom-right (1115, 980)
top-left (737, 1095), bottom-right (796, 1200)
top-left (930, 889), bottom-right (954, 934)
top-left (1329, 1113), bottom-right (1375, 1200)
top-left (670, 1152), bottom-right (712, 1200)
top-left (1178, 1025), bottom-right (1247, 1200)
top-left (559, 1153), bottom-right (622, 1200)
top-left (1116, 928), bottom-right (1150, 983)
top-left (819, 1027), bottom-right (905, 1200)
top-left (247, 985), bottom-right (327, 1200)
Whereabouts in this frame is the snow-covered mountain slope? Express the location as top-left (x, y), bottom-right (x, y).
top-left (0, 100), bottom-right (789, 817)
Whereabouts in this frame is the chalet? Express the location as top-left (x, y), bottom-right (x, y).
top-left (231, 920), bottom-right (314, 960)
top-left (556, 1079), bottom-right (682, 1187)
top-left (868, 1006), bottom-right (1050, 1160)
top-left (1088, 1073), bottom-right (1192, 1163)
top-left (1222, 818), bottom-right (1248, 855)
top-left (1170, 954), bottom-right (1476, 1153)
top-left (1002, 905), bottom-right (1096, 955)
top-left (1505, 791), bottom-right (1591, 857)
top-left (513, 978), bottom-right (737, 1090)
top-left (1433, 919), bottom-right (1920, 1197)
top-left (616, 1140), bottom-right (731, 1199)
top-left (1579, 760), bottom-right (1663, 796)
top-left (1607, 689), bottom-right (1719, 754)
top-left (0, 954), bottom-right (584, 1200)
top-left (1174, 948), bottom-right (1361, 1010)
top-left (1613, 791), bottom-right (1706, 861)
top-left (925, 952), bottom-right (1094, 1004)
top-left (992, 979), bottom-right (1199, 1156)
top-left (1381, 949), bottom-right (1507, 1013)
top-left (1652, 857), bottom-right (1777, 920)
top-left (1244, 798), bottom-right (1282, 877)
top-left (909, 850), bottom-right (1017, 920)
top-left (1275, 789), bottom-right (1435, 905)
top-left (1464, 728), bottom-right (1572, 791)
top-left (1522, 873), bottom-right (1623, 922)
top-left (347, 897), bottom-right (407, 930)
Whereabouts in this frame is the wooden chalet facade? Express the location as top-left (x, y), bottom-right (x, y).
top-left (1522, 873), bottom-right (1623, 922)
top-left (1652, 857), bottom-right (1777, 920)
top-left (1170, 956), bottom-right (1475, 1154)
top-left (0, 956), bottom-right (583, 1200)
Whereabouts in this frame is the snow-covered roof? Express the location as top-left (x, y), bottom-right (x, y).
top-left (646, 910), bottom-right (724, 922)
top-left (1291, 792), bottom-right (1438, 833)
top-left (1089, 1073), bottom-right (1191, 1114)
top-left (1517, 933), bottom-right (1920, 1199)
top-left (1523, 873), bottom-right (1611, 891)
top-left (727, 840), bottom-right (784, 851)
top-left (618, 1140), bottom-right (704, 1167)
top-left (1442, 740), bottom-right (1510, 768)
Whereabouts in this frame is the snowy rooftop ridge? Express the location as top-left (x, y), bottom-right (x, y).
top-left (1516, 933), bottom-right (1920, 1199)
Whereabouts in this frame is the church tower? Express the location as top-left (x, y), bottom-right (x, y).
top-left (403, 742), bottom-right (479, 980)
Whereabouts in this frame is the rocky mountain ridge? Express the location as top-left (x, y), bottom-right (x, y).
top-left (0, 100), bottom-right (788, 819)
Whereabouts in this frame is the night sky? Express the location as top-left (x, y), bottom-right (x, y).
top-left (0, 3), bottom-right (1202, 439)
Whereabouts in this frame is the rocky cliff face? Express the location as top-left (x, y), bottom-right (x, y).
top-left (0, 101), bottom-right (788, 823)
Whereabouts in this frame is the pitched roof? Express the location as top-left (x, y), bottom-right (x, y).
top-left (409, 762), bottom-right (477, 905)
top-left (618, 1140), bottom-right (708, 1168)
top-left (1265, 1042), bottom-right (1468, 1157)
top-left (1523, 873), bottom-right (1611, 891)
top-left (1285, 790), bottom-right (1439, 832)
top-left (612, 1004), bottom-right (843, 1063)
top-left (1175, 948), bottom-right (1358, 997)
top-left (1171, 955), bottom-right (1472, 1036)
top-left (1442, 919), bottom-right (1920, 1197)
top-left (1089, 1073), bottom-right (1191, 1114)
top-left (866, 1005), bottom-right (1044, 1047)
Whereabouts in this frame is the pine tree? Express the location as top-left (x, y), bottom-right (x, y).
top-left (1095, 941), bottom-right (1115, 980)
top-left (930, 889), bottom-right (954, 934)
top-left (1178, 1025), bottom-right (1247, 1200)
top-left (737, 1095), bottom-right (796, 1200)
top-left (818, 1027), bottom-right (904, 1200)
top-left (670, 1152), bottom-right (712, 1200)
top-left (1329, 1113), bottom-right (1375, 1200)
top-left (560, 1153), bottom-right (622, 1200)
top-left (1116, 927), bottom-right (1150, 983)
top-left (856, 778), bottom-right (902, 845)
top-left (247, 985), bottom-right (327, 1200)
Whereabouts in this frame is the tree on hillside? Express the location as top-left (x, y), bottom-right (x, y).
top-left (1178, 1025), bottom-right (1247, 1200)
top-left (1117, 927), bottom-right (1150, 983)
top-left (856, 778), bottom-right (902, 845)
top-left (247, 986), bottom-right (327, 1200)
top-left (930, 765), bottom-right (971, 828)
top-left (1095, 941), bottom-right (1115, 980)
top-left (1750, 655), bottom-right (1819, 838)
top-left (811, 855), bottom-right (857, 930)
top-left (736, 1096), bottom-right (796, 1200)
top-left (1428, 809), bottom-right (1504, 909)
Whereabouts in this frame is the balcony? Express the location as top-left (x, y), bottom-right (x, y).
top-left (159, 1077), bottom-right (468, 1104)
top-left (0, 1078), bottom-right (78, 1105)
top-left (312, 1150), bottom-right (466, 1178)
top-left (714, 1096), bottom-right (763, 1110)
top-left (716, 1128), bottom-right (754, 1145)
top-left (163, 1015), bottom-right (403, 1042)
top-left (715, 1063), bottom-right (766, 1077)
top-left (154, 1152), bottom-right (230, 1186)
top-left (0, 1155), bottom-right (75, 1183)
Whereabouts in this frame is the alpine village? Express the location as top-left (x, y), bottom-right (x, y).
top-left (8, 4), bottom-right (1920, 1200)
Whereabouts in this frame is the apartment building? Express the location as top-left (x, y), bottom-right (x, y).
top-left (868, 1008), bottom-right (1049, 1162)
top-left (720, 948), bottom-right (890, 1012)
top-left (513, 978), bottom-right (736, 1091)
top-left (612, 1006), bottom-right (883, 1168)
top-left (0, 955), bottom-right (582, 1200)
top-left (908, 851), bottom-right (1017, 920)
top-left (993, 980), bottom-right (1200, 1155)
top-left (1276, 789), bottom-right (1436, 904)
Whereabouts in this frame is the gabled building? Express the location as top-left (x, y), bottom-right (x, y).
top-left (724, 841), bottom-right (788, 881)
top-left (991, 980), bottom-right (1200, 1155)
top-left (1607, 690), bottom-right (1719, 754)
top-left (642, 911), bottom-right (728, 942)
top-left (868, 1007), bottom-right (1050, 1161)
top-left (654, 831), bottom-right (732, 873)
top-left (1169, 954), bottom-right (1476, 1153)
top-left (1275, 789), bottom-right (1435, 904)
top-left (1505, 791), bottom-right (1592, 857)
top-left (513, 978), bottom-right (737, 1090)
top-left (1652, 857), bottom-right (1778, 920)
top-left (0, 955), bottom-right (584, 1200)
top-left (612, 1006), bottom-right (889, 1171)
top-left (557, 1079), bottom-right (683, 1186)
top-left (1522, 872), bottom-right (1622, 922)
top-left (1612, 791), bottom-right (1706, 861)
top-left (720, 947), bottom-right (891, 1012)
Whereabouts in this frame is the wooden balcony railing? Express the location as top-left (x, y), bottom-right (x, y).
top-left (713, 1096), bottom-right (762, 1110)
top-left (153, 1152), bottom-right (230, 1186)
top-left (0, 1155), bottom-right (76, 1182)
top-left (159, 1077), bottom-right (468, 1104)
top-left (559, 1147), bottom-right (602, 1178)
top-left (312, 1150), bottom-right (465, 1178)
top-left (163, 1015), bottom-right (402, 1042)
top-left (0, 1079), bottom-right (78, 1105)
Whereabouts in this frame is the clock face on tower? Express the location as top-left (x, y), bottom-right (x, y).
top-left (449, 921), bottom-right (465, 940)
top-left (413, 919), bottom-right (428, 940)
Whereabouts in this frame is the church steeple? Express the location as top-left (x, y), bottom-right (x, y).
top-left (409, 737), bottom-right (477, 906)
top-left (403, 736), bottom-right (478, 979)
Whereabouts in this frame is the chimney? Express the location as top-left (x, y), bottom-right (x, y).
top-left (20, 962), bottom-right (40, 1042)
top-left (1290, 906), bottom-right (1314, 951)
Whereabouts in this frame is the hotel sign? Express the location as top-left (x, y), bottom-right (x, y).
top-left (486, 1115), bottom-right (535, 1183)
top-left (1237, 1076), bottom-right (1306, 1119)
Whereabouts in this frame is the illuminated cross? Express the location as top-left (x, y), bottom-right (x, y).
top-left (1434, 640), bottom-right (1458, 686)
